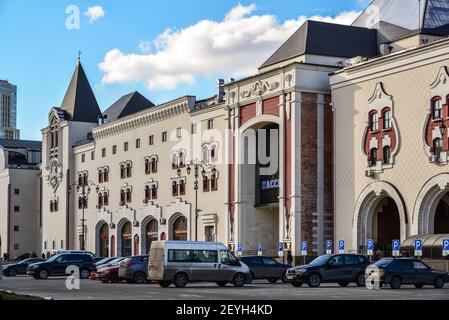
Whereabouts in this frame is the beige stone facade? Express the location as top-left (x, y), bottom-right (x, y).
top-left (331, 37), bottom-right (449, 254)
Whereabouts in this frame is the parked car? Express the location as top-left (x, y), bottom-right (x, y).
top-left (49, 250), bottom-right (95, 258)
top-left (367, 258), bottom-right (449, 289)
top-left (2, 258), bottom-right (44, 277)
top-left (286, 254), bottom-right (370, 288)
top-left (240, 256), bottom-right (290, 283)
top-left (27, 253), bottom-right (95, 280)
top-left (93, 258), bottom-right (125, 282)
top-left (90, 257), bottom-right (117, 280)
top-left (148, 241), bottom-right (252, 288)
top-left (13, 253), bottom-right (38, 261)
top-left (118, 255), bottom-right (149, 284)
top-left (97, 264), bottom-right (122, 283)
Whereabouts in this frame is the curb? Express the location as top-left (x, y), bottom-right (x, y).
top-left (0, 289), bottom-right (54, 300)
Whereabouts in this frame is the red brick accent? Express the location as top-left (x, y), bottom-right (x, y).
top-left (301, 93), bottom-right (318, 251)
top-left (263, 96), bottom-right (280, 117)
top-left (425, 96), bottom-right (449, 151)
top-left (364, 108), bottom-right (397, 160)
top-left (324, 94), bottom-right (334, 244)
top-left (240, 103), bottom-right (256, 126)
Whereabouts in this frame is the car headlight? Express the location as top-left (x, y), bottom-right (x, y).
top-left (296, 269), bottom-right (308, 274)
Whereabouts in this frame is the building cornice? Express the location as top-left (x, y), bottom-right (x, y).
top-left (92, 96), bottom-right (195, 141)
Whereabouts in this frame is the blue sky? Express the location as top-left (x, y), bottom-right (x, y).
top-left (0, 0), bottom-right (370, 140)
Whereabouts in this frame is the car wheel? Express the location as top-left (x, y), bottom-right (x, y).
top-left (39, 269), bottom-right (49, 280)
top-left (434, 277), bottom-right (445, 289)
top-left (290, 282), bottom-right (304, 288)
top-left (390, 277), bottom-right (402, 289)
top-left (232, 273), bottom-right (246, 287)
top-left (159, 281), bottom-right (171, 288)
top-left (307, 273), bottom-right (321, 288)
top-left (268, 278), bottom-right (278, 284)
top-left (80, 269), bottom-right (91, 280)
top-left (111, 272), bottom-right (119, 283)
top-left (338, 282), bottom-right (350, 287)
top-left (9, 268), bottom-right (17, 277)
top-left (216, 281), bottom-right (228, 287)
top-left (174, 273), bottom-right (188, 288)
top-left (101, 279), bottom-right (109, 283)
top-left (356, 273), bottom-right (366, 287)
top-left (414, 283), bottom-right (424, 289)
top-left (133, 272), bottom-right (146, 284)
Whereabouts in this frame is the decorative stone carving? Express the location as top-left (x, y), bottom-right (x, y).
top-left (240, 80), bottom-right (280, 99)
top-left (46, 158), bottom-right (63, 193)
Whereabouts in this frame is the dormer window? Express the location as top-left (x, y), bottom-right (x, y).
top-left (433, 98), bottom-right (442, 119)
top-left (370, 112), bottom-right (378, 132)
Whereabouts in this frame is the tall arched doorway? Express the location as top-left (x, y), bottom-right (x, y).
top-left (98, 223), bottom-right (109, 257)
top-left (120, 221), bottom-right (132, 257)
top-left (353, 182), bottom-right (407, 252)
top-left (433, 195), bottom-right (449, 234)
top-left (172, 216), bottom-right (188, 241)
top-left (371, 198), bottom-right (401, 254)
top-left (143, 219), bottom-right (158, 254)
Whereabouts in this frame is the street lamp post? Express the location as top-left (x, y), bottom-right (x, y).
top-left (177, 161), bottom-right (216, 242)
top-left (69, 179), bottom-right (100, 251)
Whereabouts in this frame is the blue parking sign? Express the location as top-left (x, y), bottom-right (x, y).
top-left (338, 240), bottom-right (345, 253)
top-left (367, 239), bottom-right (374, 251)
top-left (278, 242), bottom-right (284, 252)
top-left (392, 240), bottom-right (400, 257)
top-left (258, 242), bottom-right (263, 252)
top-left (414, 240), bottom-right (423, 250)
top-left (301, 241), bottom-right (307, 256)
top-left (326, 240), bottom-right (333, 254)
top-left (237, 243), bottom-right (243, 253)
top-left (443, 239), bottom-right (449, 257)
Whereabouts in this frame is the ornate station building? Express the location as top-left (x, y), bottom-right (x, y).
top-left (30, 0), bottom-right (449, 262)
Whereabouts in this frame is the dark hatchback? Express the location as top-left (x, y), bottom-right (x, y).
top-left (368, 258), bottom-right (448, 289)
top-left (240, 256), bottom-right (291, 283)
top-left (2, 258), bottom-right (44, 277)
top-left (286, 254), bottom-right (370, 288)
top-left (27, 254), bottom-right (95, 280)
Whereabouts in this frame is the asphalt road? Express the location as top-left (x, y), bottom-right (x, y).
top-left (1, 276), bottom-right (448, 300)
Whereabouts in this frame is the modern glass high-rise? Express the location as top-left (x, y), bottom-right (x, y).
top-left (0, 80), bottom-right (19, 140)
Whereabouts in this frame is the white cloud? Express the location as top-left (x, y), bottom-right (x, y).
top-left (85, 6), bottom-right (105, 23)
top-left (99, 4), bottom-right (360, 90)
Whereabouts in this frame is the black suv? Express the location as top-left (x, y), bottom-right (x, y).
top-left (240, 256), bottom-right (291, 283)
top-left (27, 254), bottom-right (95, 280)
top-left (368, 258), bottom-right (448, 289)
top-left (286, 254), bottom-right (370, 288)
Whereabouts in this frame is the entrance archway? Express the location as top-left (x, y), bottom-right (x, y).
top-left (142, 218), bottom-right (158, 254)
top-left (414, 174), bottom-right (449, 234)
top-left (119, 220), bottom-right (132, 257)
top-left (353, 182), bottom-right (407, 252)
top-left (172, 215), bottom-right (188, 241)
top-left (97, 222), bottom-right (109, 257)
top-left (238, 119), bottom-right (280, 256)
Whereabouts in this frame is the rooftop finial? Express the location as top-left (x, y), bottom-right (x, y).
top-left (77, 50), bottom-right (82, 63)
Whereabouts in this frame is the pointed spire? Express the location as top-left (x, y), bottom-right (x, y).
top-left (60, 59), bottom-right (102, 123)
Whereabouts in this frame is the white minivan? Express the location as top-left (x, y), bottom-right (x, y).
top-left (148, 241), bottom-right (252, 288)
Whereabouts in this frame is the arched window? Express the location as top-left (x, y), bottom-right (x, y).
top-left (98, 194), bottom-right (103, 208)
top-left (104, 169), bottom-right (109, 182)
top-left (103, 193), bottom-right (109, 206)
top-left (126, 163), bottom-right (132, 178)
top-left (370, 112), bottom-right (378, 132)
top-left (211, 174), bottom-right (218, 191)
top-left (120, 190), bottom-right (126, 205)
top-left (144, 185), bottom-right (150, 202)
top-left (179, 180), bottom-right (186, 195)
top-left (151, 185), bottom-right (157, 200)
top-left (172, 181), bottom-right (178, 197)
top-left (383, 146), bottom-right (391, 164)
top-left (172, 153), bottom-right (178, 169)
top-left (50, 116), bottom-right (59, 149)
top-left (126, 189), bottom-right (132, 203)
top-left (434, 138), bottom-right (442, 159)
top-left (146, 219), bottom-right (158, 253)
top-left (203, 176), bottom-right (210, 192)
top-left (210, 145), bottom-right (217, 162)
top-left (145, 159), bottom-right (150, 174)
top-left (151, 158), bottom-right (157, 173)
top-left (172, 216), bottom-right (188, 241)
top-left (179, 152), bottom-right (185, 168)
top-left (120, 164), bottom-right (126, 179)
top-left (98, 170), bottom-right (103, 183)
top-left (370, 148), bottom-right (378, 167)
top-left (433, 98), bottom-right (442, 119)
top-left (383, 109), bottom-right (392, 130)
top-left (202, 146), bottom-right (209, 163)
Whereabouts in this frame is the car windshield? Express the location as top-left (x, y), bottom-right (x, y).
top-left (46, 254), bottom-right (62, 263)
top-left (309, 255), bottom-right (332, 266)
top-left (374, 259), bottom-right (393, 268)
top-left (96, 258), bottom-right (111, 265)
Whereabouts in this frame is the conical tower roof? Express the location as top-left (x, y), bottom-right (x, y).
top-left (60, 60), bottom-right (102, 123)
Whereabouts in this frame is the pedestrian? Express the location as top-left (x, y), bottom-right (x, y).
top-left (41, 253), bottom-right (46, 260)
top-left (31, 251), bottom-right (37, 258)
top-left (287, 250), bottom-right (293, 266)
